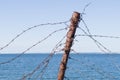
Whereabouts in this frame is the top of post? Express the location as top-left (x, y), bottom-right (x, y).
top-left (71, 11), bottom-right (80, 23)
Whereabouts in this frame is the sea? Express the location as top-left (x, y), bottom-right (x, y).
top-left (0, 53), bottom-right (120, 80)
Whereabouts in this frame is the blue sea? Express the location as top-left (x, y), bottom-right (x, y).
top-left (0, 53), bottom-right (120, 80)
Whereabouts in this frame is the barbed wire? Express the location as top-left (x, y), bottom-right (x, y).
top-left (0, 27), bottom-right (68, 65)
top-left (20, 51), bottom-right (55, 80)
top-left (66, 57), bottom-right (95, 80)
top-left (79, 18), bottom-right (105, 52)
top-left (80, 0), bottom-right (114, 53)
top-left (78, 18), bottom-right (120, 74)
top-left (0, 9), bottom-right (119, 80)
top-left (80, 16), bottom-right (119, 53)
top-left (82, 0), bottom-right (97, 15)
top-left (79, 16), bottom-right (114, 52)
top-left (70, 34), bottom-right (120, 80)
top-left (81, 18), bottom-right (92, 34)
top-left (69, 50), bottom-right (117, 80)
top-left (69, 56), bottom-right (117, 80)
top-left (76, 34), bottom-right (120, 39)
top-left (34, 36), bottom-right (66, 80)
top-left (0, 20), bottom-right (69, 52)
top-left (20, 56), bottom-right (51, 80)
top-left (78, 26), bottom-right (112, 53)
top-left (80, 17), bottom-right (120, 78)
top-left (20, 34), bottom-right (66, 80)
top-left (81, 18), bottom-right (111, 52)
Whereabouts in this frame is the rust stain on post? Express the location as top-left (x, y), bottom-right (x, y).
top-left (57, 12), bottom-right (80, 80)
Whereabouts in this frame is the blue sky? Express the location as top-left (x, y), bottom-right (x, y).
top-left (0, 0), bottom-right (120, 53)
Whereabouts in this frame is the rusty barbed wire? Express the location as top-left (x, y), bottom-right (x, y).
top-left (79, 17), bottom-right (108, 52)
top-left (78, 19), bottom-right (120, 77)
top-left (0, 10), bottom-right (119, 80)
top-left (81, 17), bottom-right (110, 52)
top-left (72, 19), bottom-right (120, 79)
top-left (78, 15), bottom-right (113, 52)
top-left (20, 35), bottom-right (66, 80)
top-left (35, 36), bottom-right (66, 80)
top-left (20, 56), bottom-right (51, 80)
top-left (69, 56), bottom-right (116, 80)
top-left (69, 50), bottom-right (117, 80)
top-left (80, 0), bottom-right (114, 53)
top-left (81, 18), bottom-right (92, 34)
top-left (82, 0), bottom-right (97, 15)
top-left (70, 28), bottom-right (120, 80)
top-left (34, 38), bottom-right (66, 80)
top-left (0, 27), bottom-right (68, 65)
top-left (0, 20), bottom-right (69, 52)
top-left (78, 26), bottom-right (112, 53)
top-left (76, 34), bottom-right (120, 39)
top-left (20, 51), bottom-right (55, 80)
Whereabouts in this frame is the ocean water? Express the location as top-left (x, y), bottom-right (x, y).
top-left (0, 53), bottom-right (120, 80)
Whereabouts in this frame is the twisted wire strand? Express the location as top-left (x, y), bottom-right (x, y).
top-left (82, 18), bottom-right (111, 52)
top-left (0, 21), bottom-right (69, 52)
top-left (80, 18), bottom-right (120, 75)
top-left (35, 36), bottom-right (66, 80)
top-left (81, 18), bottom-right (92, 34)
top-left (76, 34), bottom-right (120, 39)
top-left (69, 56), bottom-right (116, 80)
top-left (0, 10), bottom-right (119, 80)
top-left (20, 51), bottom-right (56, 80)
top-left (79, 18), bottom-right (105, 52)
top-left (0, 27), bottom-right (68, 65)
top-left (69, 50), bottom-right (116, 79)
top-left (78, 26), bottom-right (111, 53)
top-left (82, 0), bottom-right (97, 15)
top-left (20, 35), bottom-right (66, 80)
top-left (66, 66), bottom-right (94, 80)
top-left (20, 55), bottom-right (53, 80)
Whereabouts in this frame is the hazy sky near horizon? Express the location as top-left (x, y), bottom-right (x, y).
top-left (0, 0), bottom-right (120, 53)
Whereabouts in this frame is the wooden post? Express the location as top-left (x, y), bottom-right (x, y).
top-left (57, 12), bottom-right (80, 80)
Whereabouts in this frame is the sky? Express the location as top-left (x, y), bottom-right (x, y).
top-left (0, 0), bottom-right (120, 53)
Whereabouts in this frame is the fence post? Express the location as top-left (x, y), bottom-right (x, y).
top-left (57, 12), bottom-right (80, 80)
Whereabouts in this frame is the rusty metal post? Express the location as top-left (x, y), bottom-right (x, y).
top-left (57, 12), bottom-right (80, 80)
